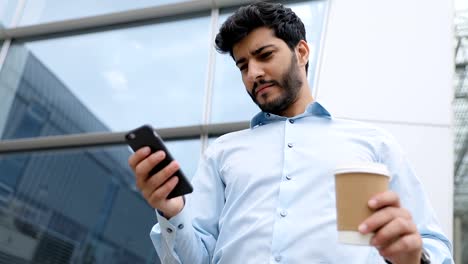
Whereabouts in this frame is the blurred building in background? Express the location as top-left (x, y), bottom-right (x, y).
top-left (0, 45), bottom-right (157, 263)
top-left (454, 6), bottom-right (468, 264)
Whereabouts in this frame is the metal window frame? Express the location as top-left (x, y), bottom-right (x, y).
top-left (0, 0), bottom-right (325, 156)
top-left (0, 122), bottom-right (249, 154)
top-left (0, 0), bottom-right (256, 41)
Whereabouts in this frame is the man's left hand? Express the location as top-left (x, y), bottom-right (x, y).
top-left (358, 191), bottom-right (423, 264)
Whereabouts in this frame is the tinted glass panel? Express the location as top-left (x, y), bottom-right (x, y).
top-left (0, 15), bottom-right (210, 138)
top-left (0, 141), bottom-right (199, 263)
top-left (0, 0), bottom-right (17, 27)
top-left (18, 0), bottom-right (191, 26)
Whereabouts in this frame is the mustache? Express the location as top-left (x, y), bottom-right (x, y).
top-left (252, 79), bottom-right (279, 95)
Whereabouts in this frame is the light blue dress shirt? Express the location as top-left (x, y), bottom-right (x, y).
top-left (150, 102), bottom-right (453, 264)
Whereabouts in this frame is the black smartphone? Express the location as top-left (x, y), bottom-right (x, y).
top-left (125, 124), bottom-right (193, 199)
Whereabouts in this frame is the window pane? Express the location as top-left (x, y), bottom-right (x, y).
top-left (0, 0), bottom-right (17, 27)
top-left (0, 15), bottom-right (210, 138)
top-left (18, 0), bottom-right (192, 26)
top-left (211, 0), bottom-right (328, 123)
top-left (166, 139), bottom-right (201, 180)
top-left (0, 142), bottom-right (199, 263)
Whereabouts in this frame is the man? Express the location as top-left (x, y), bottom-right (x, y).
top-left (129, 2), bottom-right (453, 263)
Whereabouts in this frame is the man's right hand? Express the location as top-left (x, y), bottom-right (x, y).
top-left (128, 146), bottom-right (185, 219)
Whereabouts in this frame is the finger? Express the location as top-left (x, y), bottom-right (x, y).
top-left (128, 146), bottom-right (151, 169)
top-left (148, 176), bottom-right (180, 204)
top-left (368, 191), bottom-right (400, 210)
top-left (377, 233), bottom-right (422, 260)
top-left (140, 160), bottom-right (180, 199)
top-left (135, 151), bottom-right (166, 189)
top-left (370, 217), bottom-right (417, 248)
top-left (146, 160), bottom-right (180, 193)
top-left (359, 207), bottom-right (411, 234)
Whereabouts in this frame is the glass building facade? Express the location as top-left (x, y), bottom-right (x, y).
top-left (0, 1), bottom-right (328, 263)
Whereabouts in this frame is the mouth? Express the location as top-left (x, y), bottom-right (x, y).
top-left (255, 83), bottom-right (275, 97)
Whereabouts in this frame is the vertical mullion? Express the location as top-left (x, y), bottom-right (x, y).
top-left (10, 0), bottom-right (27, 27)
top-left (0, 39), bottom-right (11, 73)
top-left (201, 7), bottom-right (220, 152)
top-left (312, 0), bottom-right (331, 100)
top-left (0, 0), bottom-right (27, 81)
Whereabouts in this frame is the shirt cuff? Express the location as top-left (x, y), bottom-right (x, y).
top-left (422, 236), bottom-right (454, 264)
top-left (155, 204), bottom-right (192, 237)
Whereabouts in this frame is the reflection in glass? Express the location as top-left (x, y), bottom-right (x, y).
top-left (0, 0), bottom-right (17, 27)
top-left (0, 146), bottom-right (155, 263)
top-left (0, 44), bottom-right (110, 139)
top-left (211, 0), bottom-right (328, 123)
top-left (0, 139), bottom-right (200, 263)
top-left (166, 139), bottom-right (201, 180)
top-left (18, 0), bottom-right (190, 26)
top-left (0, 15), bottom-right (210, 136)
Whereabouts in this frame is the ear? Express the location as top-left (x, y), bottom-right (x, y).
top-left (295, 40), bottom-right (309, 67)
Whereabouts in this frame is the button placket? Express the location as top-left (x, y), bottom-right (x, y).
top-left (269, 114), bottom-right (294, 262)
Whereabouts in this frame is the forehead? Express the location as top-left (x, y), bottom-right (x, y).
top-left (232, 27), bottom-right (283, 60)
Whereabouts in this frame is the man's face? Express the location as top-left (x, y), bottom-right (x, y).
top-left (232, 27), bottom-right (303, 115)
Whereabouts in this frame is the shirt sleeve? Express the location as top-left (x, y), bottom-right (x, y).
top-left (149, 145), bottom-right (225, 263)
top-left (377, 130), bottom-right (454, 263)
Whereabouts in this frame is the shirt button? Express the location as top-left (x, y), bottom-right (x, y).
top-left (266, 113), bottom-right (271, 117)
top-left (287, 143), bottom-right (293, 148)
top-left (275, 255), bottom-right (282, 262)
top-left (178, 224), bottom-right (184, 230)
top-left (280, 210), bottom-right (288, 217)
top-left (289, 119), bottom-right (294, 124)
top-left (285, 175), bottom-right (292, 180)
top-left (166, 228), bottom-right (173, 233)
top-left (259, 122), bottom-right (263, 126)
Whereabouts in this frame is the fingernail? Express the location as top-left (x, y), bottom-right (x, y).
top-left (368, 199), bottom-right (377, 207)
top-left (358, 224), bottom-right (367, 233)
top-left (142, 147), bottom-right (150, 154)
top-left (151, 151), bottom-right (162, 160)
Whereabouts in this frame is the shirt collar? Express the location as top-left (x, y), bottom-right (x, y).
top-left (250, 101), bottom-right (332, 128)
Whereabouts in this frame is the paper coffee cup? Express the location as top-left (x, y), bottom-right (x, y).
top-left (334, 162), bottom-right (391, 245)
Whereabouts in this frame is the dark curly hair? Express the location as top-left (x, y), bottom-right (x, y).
top-left (215, 1), bottom-right (308, 73)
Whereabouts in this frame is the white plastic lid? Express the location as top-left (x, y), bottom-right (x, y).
top-left (334, 162), bottom-right (391, 179)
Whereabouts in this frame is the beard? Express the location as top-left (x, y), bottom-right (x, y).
top-left (248, 54), bottom-right (303, 116)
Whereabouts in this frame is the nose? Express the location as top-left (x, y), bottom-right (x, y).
top-left (246, 60), bottom-right (264, 83)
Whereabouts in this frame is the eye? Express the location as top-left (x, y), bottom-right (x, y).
top-left (260, 51), bottom-right (272, 59)
top-left (239, 64), bottom-right (247, 72)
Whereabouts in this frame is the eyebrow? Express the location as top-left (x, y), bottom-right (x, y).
top-left (235, 44), bottom-right (276, 66)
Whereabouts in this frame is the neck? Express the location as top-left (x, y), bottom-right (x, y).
top-left (280, 86), bottom-right (314, 117)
